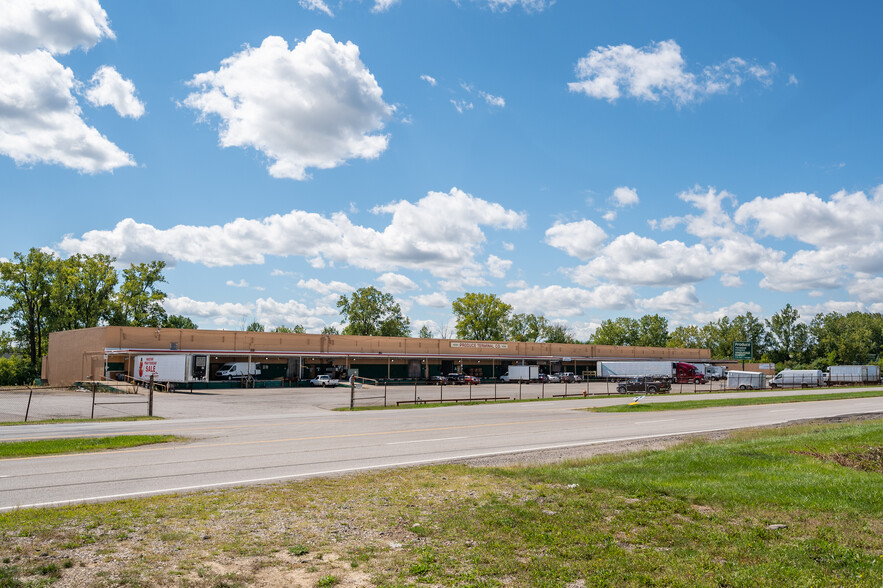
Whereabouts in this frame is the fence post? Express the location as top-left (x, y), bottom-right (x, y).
top-left (350, 375), bottom-right (355, 410)
top-left (542, 380), bottom-right (545, 399)
top-left (148, 375), bottom-right (155, 417)
top-left (91, 382), bottom-right (97, 419)
top-left (519, 380), bottom-right (522, 401)
top-left (24, 386), bottom-right (33, 422)
top-left (469, 382), bottom-right (472, 401)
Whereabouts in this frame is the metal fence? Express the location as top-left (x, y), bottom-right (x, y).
top-left (0, 384), bottom-right (153, 423)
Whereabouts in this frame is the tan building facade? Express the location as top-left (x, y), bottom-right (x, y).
top-left (44, 326), bottom-right (712, 387)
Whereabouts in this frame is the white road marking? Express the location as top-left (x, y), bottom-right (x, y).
top-left (769, 409), bottom-right (796, 413)
top-left (387, 436), bottom-right (467, 445)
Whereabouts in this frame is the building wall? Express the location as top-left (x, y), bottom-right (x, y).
top-left (45, 326), bottom-right (711, 386)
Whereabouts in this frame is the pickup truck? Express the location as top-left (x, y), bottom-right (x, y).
top-left (310, 375), bottom-right (339, 387)
top-left (615, 377), bottom-right (671, 394)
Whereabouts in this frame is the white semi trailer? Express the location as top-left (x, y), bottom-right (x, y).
top-left (598, 361), bottom-right (705, 384)
top-left (134, 354), bottom-right (209, 383)
top-left (827, 365), bottom-right (881, 384)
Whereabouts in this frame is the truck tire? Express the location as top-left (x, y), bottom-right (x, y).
top-left (648, 386), bottom-right (658, 394)
top-left (770, 383), bottom-right (777, 389)
top-left (739, 385), bottom-right (747, 390)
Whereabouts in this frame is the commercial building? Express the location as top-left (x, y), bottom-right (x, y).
top-left (44, 326), bottom-right (711, 387)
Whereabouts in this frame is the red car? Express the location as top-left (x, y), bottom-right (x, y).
top-left (463, 375), bottom-right (480, 385)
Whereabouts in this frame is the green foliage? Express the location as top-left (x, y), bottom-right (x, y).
top-left (245, 321), bottom-right (265, 332)
top-left (542, 323), bottom-right (577, 344)
top-left (417, 325), bottom-right (433, 338)
top-left (507, 312), bottom-right (547, 342)
top-left (590, 314), bottom-right (669, 346)
top-left (164, 314), bottom-right (198, 329)
top-left (321, 325), bottom-right (340, 335)
top-left (0, 435), bottom-right (180, 458)
top-left (337, 286), bottom-right (410, 337)
top-left (0, 248), bottom-right (56, 368)
top-left (451, 292), bottom-right (511, 341)
top-left (766, 303), bottom-right (810, 364)
top-left (272, 324), bottom-right (305, 333)
top-left (0, 355), bottom-right (32, 386)
top-left (110, 261), bottom-right (168, 327)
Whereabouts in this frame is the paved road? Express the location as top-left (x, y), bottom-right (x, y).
top-left (1, 388), bottom-right (881, 511)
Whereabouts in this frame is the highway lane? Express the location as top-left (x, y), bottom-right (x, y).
top-left (1, 393), bottom-right (881, 511)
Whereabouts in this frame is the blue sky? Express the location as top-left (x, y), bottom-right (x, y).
top-left (2, 0), bottom-right (882, 338)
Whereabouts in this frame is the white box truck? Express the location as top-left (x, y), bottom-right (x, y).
top-left (135, 354), bottom-right (209, 383)
top-left (768, 369), bottom-right (824, 388)
top-left (726, 370), bottom-right (765, 390)
top-left (827, 365), bottom-right (882, 384)
top-left (500, 365), bottom-right (538, 382)
top-left (696, 364), bottom-right (727, 380)
top-left (215, 361), bottom-right (261, 379)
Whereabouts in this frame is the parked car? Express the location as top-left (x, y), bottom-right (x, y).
top-left (463, 375), bottom-right (480, 385)
top-left (615, 377), bottom-right (671, 394)
top-left (310, 374), bottom-right (339, 387)
top-left (446, 373), bottom-right (466, 385)
top-left (557, 372), bottom-right (576, 383)
top-left (536, 373), bottom-right (549, 383)
top-left (547, 374), bottom-right (561, 383)
top-left (426, 375), bottom-right (447, 385)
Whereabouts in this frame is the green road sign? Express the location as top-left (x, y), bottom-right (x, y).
top-left (733, 341), bottom-right (752, 360)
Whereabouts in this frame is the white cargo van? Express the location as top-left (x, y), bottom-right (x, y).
top-left (768, 369), bottom-right (824, 388)
top-left (215, 362), bottom-right (261, 379)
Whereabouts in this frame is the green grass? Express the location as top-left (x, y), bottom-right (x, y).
top-left (0, 416), bottom-right (162, 427)
top-left (0, 435), bottom-right (183, 458)
top-left (0, 419), bottom-right (879, 586)
top-left (591, 388), bottom-right (883, 412)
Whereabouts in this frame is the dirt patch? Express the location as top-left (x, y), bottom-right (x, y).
top-left (793, 446), bottom-right (883, 474)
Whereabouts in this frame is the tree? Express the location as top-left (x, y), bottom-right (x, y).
top-left (417, 325), bottom-right (434, 338)
top-left (49, 254), bottom-right (117, 331)
top-left (507, 313), bottom-right (548, 342)
top-left (245, 321), bottom-right (265, 332)
top-left (766, 304), bottom-right (811, 364)
top-left (322, 325), bottom-right (340, 335)
top-left (273, 324), bottom-right (305, 333)
top-left (636, 314), bottom-right (669, 347)
top-left (0, 249), bottom-right (58, 371)
top-left (451, 293), bottom-right (511, 341)
top-left (337, 286), bottom-right (410, 337)
top-left (590, 317), bottom-right (640, 346)
top-left (111, 261), bottom-right (168, 327)
top-left (164, 315), bottom-right (198, 329)
top-left (542, 323), bottom-right (576, 344)
top-left (666, 325), bottom-right (703, 349)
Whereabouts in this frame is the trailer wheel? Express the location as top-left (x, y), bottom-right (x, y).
top-left (739, 385), bottom-right (747, 390)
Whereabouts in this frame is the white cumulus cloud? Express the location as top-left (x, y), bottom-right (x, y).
top-left (0, 0), bottom-right (113, 54)
top-left (502, 284), bottom-right (635, 317)
top-left (378, 272), bottom-right (418, 294)
top-left (0, 50), bottom-right (135, 173)
top-left (569, 39), bottom-right (774, 107)
top-left (184, 30), bottom-right (394, 180)
top-left (545, 219), bottom-right (607, 260)
top-left (60, 187), bottom-right (526, 280)
top-left (298, 0), bottom-right (333, 16)
top-left (612, 186), bottom-right (639, 207)
top-left (85, 65), bottom-right (145, 118)
top-left (413, 292), bottom-right (450, 308)
top-left (420, 74), bottom-right (437, 86)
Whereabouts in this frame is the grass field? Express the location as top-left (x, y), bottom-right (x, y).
top-left (0, 418), bottom-right (880, 586)
top-left (0, 435), bottom-right (183, 459)
top-left (591, 389), bottom-right (883, 412)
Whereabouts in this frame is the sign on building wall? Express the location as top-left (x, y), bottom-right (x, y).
top-left (450, 342), bottom-right (509, 349)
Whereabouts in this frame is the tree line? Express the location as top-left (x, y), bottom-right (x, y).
top-left (4, 254), bottom-right (881, 385)
top-left (0, 248), bottom-right (194, 385)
